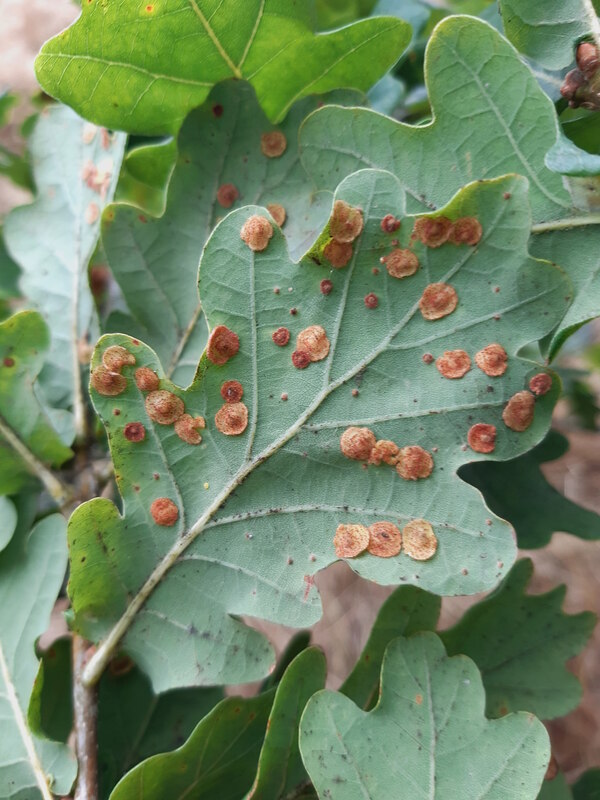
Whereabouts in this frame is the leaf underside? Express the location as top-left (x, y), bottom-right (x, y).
top-left (4, 104), bottom-right (126, 409)
top-left (70, 168), bottom-right (569, 692)
top-left (102, 82), bottom-right (362, 386)
top-left (299, 15), bottom-right (600, 356)
top-left (300, 633), bottom-right (550, 800)
top-left (0, 514), bottom-right (76, 800)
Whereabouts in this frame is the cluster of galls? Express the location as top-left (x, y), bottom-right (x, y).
top-left (334, 518), bottom-right (437, 562)
top-left (421, 340), bottom-right (552, 453)
top-left (561, 42), bottom-right (600, 110)
top-left (340, 426), bottom-right (434, 480)
top-left (322, 200), bottom-right (364, 269)
top-left (216, 128), bottom-right (287, 226)
top-left (91, 344), bottom-right (208, 527)
top-left (206, 327), bottom-right (249, 435)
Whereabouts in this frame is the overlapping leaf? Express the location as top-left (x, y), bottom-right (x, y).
top-left (441, 559), bottom-right (596, 720)
top-left (35, 1), bottom-right (411, 136)
top-left (27, 637), bottom-right (224, 800)
top-left (529, 228), bottom-right (600, 359)
top-left (0, 312), bottom-right (72, 498)
top-left (4, 105), bottom-right (126, 413)
top-left (500, 0), bottom-right (598, 69)
top-left (109, 692), bottom-right (274, 800)
top-left (538, 774), bottom-right (573, 800)
top-left (461, 430), bottom-right (600, 548)
top-left (0, 512), bottom-right (76, 799)
top-left (300, 633), bottom-right (550, 800)
top-left (69, 169), bottom-right (569, 693)
top-left (0, 498), bottom-right (17, 553)
top-left (299, 15), bottom-right (600, 356)
top-left (341, 585), bottom-right (441, 709)
top-left (248, 648), bottom-right (326, 800)
top-left (102, 82), bottom-right (361, 385)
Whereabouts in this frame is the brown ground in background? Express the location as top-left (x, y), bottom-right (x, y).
top-left (1, 0), bottom-right (599, 784)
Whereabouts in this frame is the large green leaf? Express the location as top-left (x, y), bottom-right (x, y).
top-left (35, 1), bottom-right (411, 136)
top-left (441, 559), bottom-right (596, 720)
top-left (109, 692), bottom-right (274, 800)
top-left (300, 633), bottom-right (550, 800)
top-left (102, 82), bottom-right (361, 385)
top-left (0, 312), bottom-right (73, 499)
top-left (299, 15), bottom-right (600, 355)
top-left (500, 0), bottom-right (598, 69)
top-left (461, 430), bottom-right (600, 548)
top-left (71, 169), bottom-right (569, 693)
top-left (4, 105), bottom-right (126, 414)
top-left (341, 585), bottom-right (441, 709)
top-left (0, 513), bottom-right (76, 799)
top-left (248, 648), bottom-right (327, 800)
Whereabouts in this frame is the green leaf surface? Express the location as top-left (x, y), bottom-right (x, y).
top-left (69, 171), bottom-right (568, 691)
top-left (71, 169), bottom-right (569, 693)
top-left (102, 82), bottom-right (361, 386)
top-left (0, 497), bottom-right (17, 553)
top-left (27, 635), bottom-right (224, 800)
top-left (546, 131), bottom-right (600, 178)
top-left (441, 559), bottom-right (596, 720)
top-left (300, 633), bottom-right (550, 800)
top-left (260, 631), bottom-right (312, 692)
top-left (500, 0), bottom-right (596, 69)
top-left (248, 648), bottom-right (326, 800)
top-left (538, 774), bottom-right (573, 800)
top-left (530, 228), bottom-right (600, 359)
top-left (299, 15), bottom-right (600, 355)
top-left (4, 105), bottom-right (126, 410)
top-left (341, 585), bottom-right (441, 709)
top-left (0, 513), bottom-right (76, 799)
top-left (28, 638), bottom-right (72, 745)
top-left (109, 692), bottom-right (274, 800)
top-left (300, 16), bottom-right (572, 224)
top-left (35, 1), bottom-right (411, 136)
top-left (113, 137), bottom-right (177, 218)
top-left (574, 769), bottom-right (600, 799)
top-left (0, 312), bottom-right (73, 497)
top-left (98, 660), bottom-right (223, 800)
top-left (461, 430), bottom-right (600, 548)
top-left (0, 231), bottom-right (21, 304)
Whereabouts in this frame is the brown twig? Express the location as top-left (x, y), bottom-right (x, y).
top-left (72, 635), bottom-right (98, 800)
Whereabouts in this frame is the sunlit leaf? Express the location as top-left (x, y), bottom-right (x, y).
top-left (35, 1), bottom-right (411, 135)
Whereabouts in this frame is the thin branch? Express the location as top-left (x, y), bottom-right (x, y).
top-left (73, 635), bottom-right (98, 800)
top-left (531, 213), bottom-right (600, 234)
top-left (0, 413), bottom-right (73, 509)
